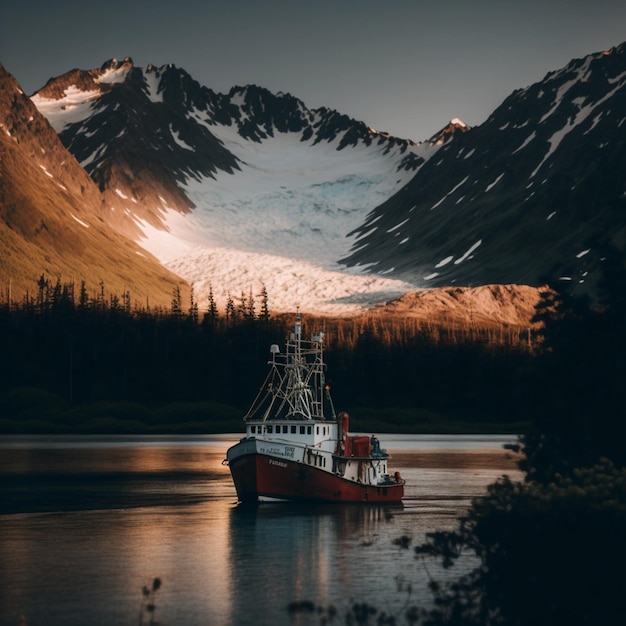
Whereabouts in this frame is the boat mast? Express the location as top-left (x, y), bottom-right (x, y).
top-left (244, 310), bottom-right (335, 422)
top-left (284, 309), bottom-right (315, 419)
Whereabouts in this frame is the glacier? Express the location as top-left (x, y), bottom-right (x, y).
top-left (136, 120), bottom-right (432, 314)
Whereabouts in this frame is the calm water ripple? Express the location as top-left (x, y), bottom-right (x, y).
top-left (0, 434), bottom-right (521, 626)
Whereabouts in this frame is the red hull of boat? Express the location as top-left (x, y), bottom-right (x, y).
top-left (229, 453), bottom-right (404, 503)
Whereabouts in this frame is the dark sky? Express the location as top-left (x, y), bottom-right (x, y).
top-left (2, 0), bottom-right (624, 141)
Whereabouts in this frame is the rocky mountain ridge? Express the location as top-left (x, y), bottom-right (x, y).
top-left (342, 43), bottom-right (626, 301)
top-left (2, 43), bottom-right (624, 321)
top-left (31, 57), bottom-right (431, 240)
top-left (0, 62), bottom-right (187, 308)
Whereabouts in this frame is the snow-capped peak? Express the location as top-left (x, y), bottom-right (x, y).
top-left (29, 58), bottom-right (460, 314)
top-left (427, 118), bottom-right (471, 145)
top-left (96, 57), bottom-right (133, 84)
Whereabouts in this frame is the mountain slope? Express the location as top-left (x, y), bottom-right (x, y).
top-left (341, 43), bottom-right (626, 299)
top-left (25, 44), bottom-right (625, 316)
top-left (0, 63), bottom-right (186, 308)
top-left (31, 58), bottom-right (447, 313)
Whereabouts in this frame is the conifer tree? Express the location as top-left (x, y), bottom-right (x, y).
top-left (246, 288), bottom-right (256, 319)
top-left (237, 291), bottom-right (248, 319)
top-left (225, 293), bottom-right (236, 324)
top-left (51, 277), bottom-right (62, 307)
top-left (36, 274), bottom-right (48, 312)
top-left (123, 290), bottom-right (131, 313)
top-left (206, 284), bottom-right (219, 321)
top-left (188, 285), bottom-right (199, 322)
top-left (96, 280), bottom-right (106, 310)
top-left (171, 285), bottom-right (182, 318)
top-left (78, 281), bottom-right (89, 310)
top-left (258, 284), bottom-right (270, 321)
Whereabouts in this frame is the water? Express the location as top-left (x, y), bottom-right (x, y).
top-left (0, 434), bottom-right (521, 626)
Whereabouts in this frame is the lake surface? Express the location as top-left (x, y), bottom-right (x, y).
top-left (0, 434), bottom-right (521, 626)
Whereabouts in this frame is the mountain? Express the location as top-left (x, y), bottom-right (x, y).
top-left (29, 58), bottom-right (447, 314)
top-left (0, 63), bottom-right (186, 308)
top-left (341, 43), bottom-right (626, 300)
top-left (12, 43), bottom-right (626, 317)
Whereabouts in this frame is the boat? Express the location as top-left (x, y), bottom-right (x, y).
top-left (225, 312), bottom-right (405, 503)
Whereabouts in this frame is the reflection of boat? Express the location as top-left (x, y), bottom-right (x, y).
top-left (225, 312), bottom-right (405, 503)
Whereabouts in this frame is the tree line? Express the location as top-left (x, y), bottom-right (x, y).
top-left (0, 274), bottom-right (536, 432)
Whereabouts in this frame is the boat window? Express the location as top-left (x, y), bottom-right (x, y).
top-left (307, 426), bottom-right (312, 435)
top-left (291, 426), bottom-right (296, 434)
top-left (284, 426), bottom-right (289, 433)
top-left (267, 425), bottom-right (273, 433)
top-left (250, 425), bottom-right (256, 434)
top-left (300, 426), bottom-right (305, 434)
top-left (316, 426), bottom-right (319, 435)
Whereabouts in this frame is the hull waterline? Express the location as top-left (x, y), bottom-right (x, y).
top-left (227, 443), bottom-right (404, 504)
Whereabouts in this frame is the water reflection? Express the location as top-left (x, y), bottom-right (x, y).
top-left (0, 435), bottom-right (520, 626)
top-left (0, 439), bottom-right (235, 515)
top-left (227, 503), bottom-right (405, 625)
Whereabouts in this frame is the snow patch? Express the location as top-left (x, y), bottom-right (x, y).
top-left (485, 173), bottom-right (504, 192)
top-left (69, 213), bottom-right (90, 228)
top-left (532, 73), bottom-right (626, 178)
top-left (430, 176), bottom-right (469, 210)
top-left (512, 131), bottom-right (536, 154)
top-left (97, 64), bottom-right (131, 84)
top-left (144, 72), bottom-right (163, 103)
top-left (31, 87), bottom-right (99, 133)
top-left (138, 220), bottom-right (415, 315)
top-left (435, 256), bottom-right (454, 269)
top-left (454, 240), bottom-right (482, 265)
top-left (170, 124), bottom-right (194, 150)
top-left (39, 165), bottom-right (53, 178)
top-left (386, 218), bottom-right (409, 233)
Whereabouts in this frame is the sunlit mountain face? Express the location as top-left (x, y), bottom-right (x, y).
top-left (27, 58), bottom-right (465, 314)
top-left (25, 42), bottom-right (626, 314)
top-left (0, 62), bottom-right (184, 308)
